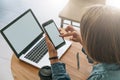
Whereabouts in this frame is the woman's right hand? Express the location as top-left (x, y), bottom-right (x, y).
top-left (60, 25), bottom-right (82, 44)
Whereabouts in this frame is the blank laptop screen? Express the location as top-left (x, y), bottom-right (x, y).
top-left (3, 11), bottom-right (43, 55)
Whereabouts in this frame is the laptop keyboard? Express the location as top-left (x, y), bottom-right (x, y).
top-left (24, 38), bottom-right (48, 63)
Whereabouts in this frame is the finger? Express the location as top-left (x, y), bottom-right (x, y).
top-left (65, 25), bottom-right (75, 32)
top-left (59, 33), bottom-right (64, 37)
top-left (60, 32), bottom-right (74, 37)
top-left (58, 28), bottom-right (62, 32)
top-left (70, 37), bottom-right (77, 42)
top-left (59, 28), bottom-right (64, 36)
top-left (59, 30), bottom-right (64, 34)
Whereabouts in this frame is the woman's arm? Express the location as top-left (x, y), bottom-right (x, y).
top-left (51, 62), bottom-right (70, 80)
top-left (45, 35), bottom-right (71, 80)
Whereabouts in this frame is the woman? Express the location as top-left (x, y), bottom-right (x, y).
top-left (45, 5), bottom-right (120, 80)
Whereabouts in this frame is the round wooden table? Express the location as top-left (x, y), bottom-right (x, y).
top-left (11, 54), bottom-right (40, 80)
top-left (11, 40), bottom-right (92, 80)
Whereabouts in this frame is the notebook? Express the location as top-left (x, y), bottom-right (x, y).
top-left (0, 9), bottom-right (72, 68)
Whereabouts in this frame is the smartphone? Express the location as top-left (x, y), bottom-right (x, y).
top-left (42, 19), bottom-right (65, 49)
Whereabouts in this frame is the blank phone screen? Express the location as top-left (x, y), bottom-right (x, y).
top-left (44, 22), bottom-right (64, 47)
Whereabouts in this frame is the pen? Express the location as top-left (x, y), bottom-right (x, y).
top-left (76, 52), bottom-right (80, 69)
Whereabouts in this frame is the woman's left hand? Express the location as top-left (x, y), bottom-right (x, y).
top-left (45, 35), bottom-right (58, 64)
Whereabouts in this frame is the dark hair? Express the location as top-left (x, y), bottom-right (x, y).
top-left (80, 5), bottom-right (120, 64)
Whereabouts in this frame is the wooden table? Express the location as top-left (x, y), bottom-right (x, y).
top-left (11, 40), bottom-right (92, 80)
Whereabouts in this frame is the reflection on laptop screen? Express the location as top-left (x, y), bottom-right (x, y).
top-left (3, 11), bottom-right (43, 54)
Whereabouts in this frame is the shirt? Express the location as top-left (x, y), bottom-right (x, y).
top-left (51, 62), bottom-right (120, 80)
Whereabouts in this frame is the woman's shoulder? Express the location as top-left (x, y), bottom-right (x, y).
top-left (88, 63), bottom-right (120, 80)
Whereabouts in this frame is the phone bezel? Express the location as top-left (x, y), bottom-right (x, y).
top-left (42, 19), bottom-right (65, 49)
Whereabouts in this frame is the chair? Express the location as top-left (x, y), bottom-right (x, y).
top-left (59, 0), bottom-right (106, 27)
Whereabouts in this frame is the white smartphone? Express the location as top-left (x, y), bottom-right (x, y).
top-left (42, 19), bottom-right (65, 49)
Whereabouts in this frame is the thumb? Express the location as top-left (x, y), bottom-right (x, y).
top-left (45, 35), bottom-right (56, 52)
top-left (70, 37), bottom-right (77, 42)
top-left (45, 35), bottom-right (53, 48)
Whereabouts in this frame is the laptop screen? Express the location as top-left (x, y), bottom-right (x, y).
top-left (1, 9), bottom-right (43, 57)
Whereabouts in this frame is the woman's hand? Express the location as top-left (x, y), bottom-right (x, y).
top-left (60, 25), bottom-right (82, 44)
top-left (45, 35), bottom-right (59, 64)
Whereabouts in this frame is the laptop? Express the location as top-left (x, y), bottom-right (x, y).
top-left (0, 9), bottom-right (72, 68)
